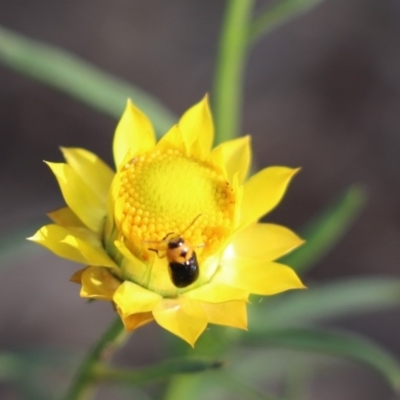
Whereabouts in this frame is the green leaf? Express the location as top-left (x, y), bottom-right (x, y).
top-left (251, 277), bottom-right (400, 329)
top-left (0, 353), bottom-right (25, 380)
top-left (249, 0), bottom-right (326, 44)
top-left (94, 357), bottom-right (224, 385)
top-left (0, 25), bottom-right (176, 135)
top-left (243, 327), bottom-right (400, 392)
top-left (281, 186), bottom-right (366, 274)
top-left (0, 349), bottom-right (78, 400)
top-left (213, 0), bottom-right (255, 144)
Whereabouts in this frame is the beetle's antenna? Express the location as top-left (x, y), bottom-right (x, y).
top-left (161, 232), bottom-right (174, 241)
top-left (181, 213), bottom-right (202, 235)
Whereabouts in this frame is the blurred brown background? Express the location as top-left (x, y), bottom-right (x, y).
top-left (1, 0), bottom-right (400, 399)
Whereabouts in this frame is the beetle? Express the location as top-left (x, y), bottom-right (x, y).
top-left (147, 215), bottom-right (203, 288)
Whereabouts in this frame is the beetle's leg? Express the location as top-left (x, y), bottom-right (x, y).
top-left (148, 248), bottom-right (167, 259)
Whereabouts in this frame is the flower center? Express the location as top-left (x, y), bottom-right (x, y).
top-left (116, 148), bottom-right (236, 261)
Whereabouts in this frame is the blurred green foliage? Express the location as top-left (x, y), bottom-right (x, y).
top-left (1, 0), bottom-right (400, 399)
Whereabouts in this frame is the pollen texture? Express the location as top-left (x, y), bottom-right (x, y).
top-left (115, 149), bottom-right (236, 258)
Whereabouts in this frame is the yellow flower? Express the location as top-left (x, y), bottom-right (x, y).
top-left (29, 96), bottom-right (305, 346)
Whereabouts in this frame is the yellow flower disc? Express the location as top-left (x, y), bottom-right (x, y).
top-left (116, 148), bottom-right (236, 261)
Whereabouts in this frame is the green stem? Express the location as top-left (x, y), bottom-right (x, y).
top-left (63, 317), bottom-right (127, 400)
top-left (213, 0), bottom-right (255, 144)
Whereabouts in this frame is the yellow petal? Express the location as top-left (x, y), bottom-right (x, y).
top-left (146, 255), bottom-right (179, 296)
top-left (230, 223), bottom-right (304, 262)
top-left (47, 207), bottom-right (84, 228)
top-left (231, 172), bottom-right (243, 229)
top-left (184, 283), bottom-right (248, 303)
top-left (70, 267), bottom-right (87, 284)
top-left (153, 297), bottom-right (208, 347)
top-left (113, 99), bottom-right (156, 169)
top-left (209, 136), bottom-right (251, 184)
top-left (80, 266), bottom-right (121, 300)
top-left (113, 281), bottom-right (162, 318)
top-left (156, 124), bottom-right (186, 154)
top-left (28, 224), bottom-right (117, 267)
top-left (178, 95), bottom-right (214, 158)
top-left (206, 143), bottom-right (228, 180)
top-left (202, 300), bottom-right (247, 330)
top-left (120, 311), bottom-right (154, 331)
top-left (48, 209), bottom-right (101, 245)
top-left (46, 162), bottom-right (106, 233)
top-left (114, 240), bottom-right (148, 282)
top-left (215, 256), bottom-right (305, 295)
top-left (240, 167), bottom-right (299, 226)
top-left (63, 226), bottom-right (102, 247)
top-left (61, 147), bottom-right (114, 200)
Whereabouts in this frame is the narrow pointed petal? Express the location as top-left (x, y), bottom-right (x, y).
top-left (185, 283), bottom-right (248, 303)
top-left (178, 95), bottom-right (214, 158)
top-left (215, 257), bottom-right (305, 295)
top-left (70, 267), bottom-right (87, 284)
top-left (202, 300), bottom-right (247, 330)
top-left (62, 226), bottom-right (101, 247)
top-left (210, 136), bottom-right (251, 184)
top-left (80, 266), bottom-right (121, 300)
top-left (156, 125), bottom-right (186, 153)
top-left (113, 99), bottom-right (156, 169)
top-left (230, 223), bottom-right (304, 262)
top-left (46, 162), bottom-right (106, 233)
top-left (206, 144), bottom-right (228, 180)
top-left (240, 167), bottom-right (299, 226)
top-left (153, 297), bottom-right (208, 347)
top-left (28, 224), bottom-right (117, 267)
top-left (120, 311), bottom-right (154, 331)
top-left (61, 147), bottom-right (114, 200)
top-left (48, 208), bottom-right (102, 245)
top-left (113, 281), bottom-right (162, 318)
top-left (47, 207), bottom-right (84, 228)
top-left (114, 240), bottom-right (148, 280)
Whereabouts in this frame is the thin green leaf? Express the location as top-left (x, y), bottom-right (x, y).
top-left (0, 353), bottom-right (25, 381)
top-left (249, 0), bottom-right (326, 44)
top-left (0, 349), bottom-right (78, 400)
top-left (251, 278), bottom-right (400, 330)
top-left (94, 358), bottom-right (224, 385)
top-left (244, 327), bottom-right (400, 392)
top-left (0, 349), bottom-right (79, 380)
top-left (0, 25), bottom-right (176, 135)
top-left (281, 186), bottom-right (366, 274)
top-left (213, 0), bottom-right (255, 144)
